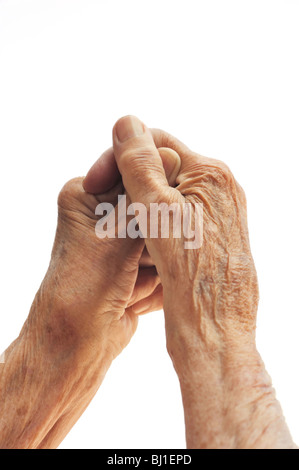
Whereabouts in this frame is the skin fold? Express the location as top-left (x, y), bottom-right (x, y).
top-left (0, 115), bottom-right (295, 448)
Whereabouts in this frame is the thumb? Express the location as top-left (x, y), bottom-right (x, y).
top-left (113, 115), bottom-right (176, 205)
top-left (159, 147), bottom-right (181, 187)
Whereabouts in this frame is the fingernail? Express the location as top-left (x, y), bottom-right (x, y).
top-left (115, 116), bottom-right (145, 142)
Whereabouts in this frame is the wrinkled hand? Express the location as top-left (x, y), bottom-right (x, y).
top-left (0, 139), bottom-right (182, 449)
top-left (108, 116), bottom-right (259, 352)
top-left (38, 145), bottom-right (180, 362)
top-left (98, 115), bottom-right (293, 449)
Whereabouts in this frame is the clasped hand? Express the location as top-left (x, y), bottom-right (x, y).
top-left (0, 116), bottom-right (295, 449)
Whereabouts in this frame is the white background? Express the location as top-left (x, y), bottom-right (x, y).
top-left (0, 0), bottom-right (298, 449)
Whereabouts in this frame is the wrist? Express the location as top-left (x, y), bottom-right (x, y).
top-left (163, 283), bottom-right (258, 374)
top-left (167, 335), bottom-right (294, 448)
top-left (1, 329), bottom-right (110, 449)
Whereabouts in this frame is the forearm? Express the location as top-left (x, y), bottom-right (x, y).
top-left (0, 288), bottom-right (112, 449)
top-left (166, 316), bottom-right (295, 449)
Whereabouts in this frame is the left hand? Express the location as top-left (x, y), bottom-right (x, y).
top-left (34, 145), bottom-right (180, 363)
top-left (0, 145), bottom-right (180, 450)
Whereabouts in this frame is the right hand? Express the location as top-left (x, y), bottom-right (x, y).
top-left (93, 115), bottom-right (294, 449)
top-left (111, 115), bottom-right (259, 361)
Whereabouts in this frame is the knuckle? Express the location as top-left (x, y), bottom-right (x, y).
top-left (58, 177), bottom-right (83, 209)
top-left (208, 162), bottom-right (248, 209)
top-left (235, 181), bottom-right (247, 206)
top-left (185, 157), bottom-right (235, 187)
top-left (195, 159), bottom-right (236, 191)
top-left (210, 160), bottom-right (233, 182)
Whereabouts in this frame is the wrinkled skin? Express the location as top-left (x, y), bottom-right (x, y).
top-left (162, 150), bottom-right (259, 345)
top-left (0, 115), bottom-right (295, 449)
top-left (39, 146), bottom-right (180, 361)
top-left (110, 118), bottom-right (259, 349)
top-left (0, 145), bottom-right (179, 449)
top-left (109, 115), bottom-right (295, 449)
top-left (54, 133), bottom-right (258, 360)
